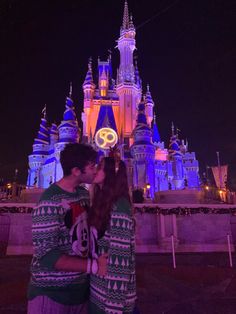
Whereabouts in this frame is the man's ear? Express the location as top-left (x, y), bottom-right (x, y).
top-left (71, 167), bottom-right (81, 177)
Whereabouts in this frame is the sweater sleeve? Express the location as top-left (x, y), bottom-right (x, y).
top-left (32, 201), bottom-right (64, 269)
top-left (105, 199), bottom-right (135, 314)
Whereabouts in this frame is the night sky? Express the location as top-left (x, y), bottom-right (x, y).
top-left (0, 0), bottom-right (235, 186)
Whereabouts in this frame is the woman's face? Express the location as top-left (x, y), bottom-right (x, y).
top-left (93, 160), bottom-right (105, 185)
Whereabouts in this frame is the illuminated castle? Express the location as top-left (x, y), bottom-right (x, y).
top-left (27, 1), bottom-right (200, 196)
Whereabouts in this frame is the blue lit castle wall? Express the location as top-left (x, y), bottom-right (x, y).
top-left (130, 101), bottom-right (156, 196)
top-left (27, 1), bottom-right (200, 195)
top-left (27, 86), bottom-right (80, 188)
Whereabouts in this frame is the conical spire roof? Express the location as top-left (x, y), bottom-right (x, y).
top-left (122, 0), bottom-right (129, 30)
top-left (34, 106), bottom-right (49, 145)
top-left (146, 84), bottom-right (154, 104)
top-left (83, 58), bottom-right (94, 86)
top-left (152, 114), bottom-right (161, 143)
top-left (62, 82), bottom-right (77, 122)
top-left (120, 1), bottom-right (135, 34)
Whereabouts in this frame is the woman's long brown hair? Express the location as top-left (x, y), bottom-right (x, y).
top-left (88, 157), bottom-right (131, 237)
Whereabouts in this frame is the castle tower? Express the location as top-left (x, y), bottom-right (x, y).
top-left (58, 83), bottom-right (79, 144)
top-left (82, 58), bottom-right (96, 141)
top-left (116, 1), bottom-right (142, 144)
top-left (27, 106), bottom-right (49, 187)
top-left (130, 100), bottom-right (155, 196)
top-left (55, 83), bottom-right (79, 180)
top-left (168, 123), bottom-right (184, 189)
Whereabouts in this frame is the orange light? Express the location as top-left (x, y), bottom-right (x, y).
top-left (7, 183), bottom-right (12, 189)
top-left (205, 186), bottom-right (209, 190)
top-left (146, 183), bottom-right (151, 189)
top-left (100, 90), bottom-right (106, 97)
top-left (219, 190), bottom-right (223, 195)
top-left (100, 80), bottom-right (107, 87)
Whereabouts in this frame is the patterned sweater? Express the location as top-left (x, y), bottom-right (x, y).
top-left (89, 197), bottom-right (136, 314)
top-left (28, 183), bottom-right (90, 305)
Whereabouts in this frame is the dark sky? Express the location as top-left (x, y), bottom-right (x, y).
top-left (0, 0), bottom-right (236, 185)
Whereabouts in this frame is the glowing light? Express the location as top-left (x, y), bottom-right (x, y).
top-left (219, 190), bottom-right (223, 195)
top-left (7, 183), bottom-right (12, 189)
top-left (95, 127), bottom-right (118, 150)
top-left (146, 183), bottom-right (151, 189)
top-left (100, 80), bottom-right (107, 87)
top-left (205, 186), bottom-right (209, 190)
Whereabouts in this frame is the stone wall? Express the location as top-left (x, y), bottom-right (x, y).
top-left (1, 208), bottom-right (236, 255)
top-left (135, 211), bottom-right (235, 253)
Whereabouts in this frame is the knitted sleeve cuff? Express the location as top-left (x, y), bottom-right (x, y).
top-left (39, 249), bottom-right (64, 269)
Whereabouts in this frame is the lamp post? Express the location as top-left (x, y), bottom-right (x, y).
top-left (216, 151), bottom-right (223, 189)
top-left (146, 183), bottom-right (151, 198)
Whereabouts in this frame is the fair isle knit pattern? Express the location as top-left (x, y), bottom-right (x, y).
top-left (30, 184), bottom-right (90, 289)
top-left (90, 197), bottom-right (136, 314)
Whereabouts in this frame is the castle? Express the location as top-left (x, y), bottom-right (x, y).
top-left (27, 1), bottom-right (200, 197)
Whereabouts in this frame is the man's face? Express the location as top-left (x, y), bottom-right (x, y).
top-left (79, 162), bottom-right (97, 184)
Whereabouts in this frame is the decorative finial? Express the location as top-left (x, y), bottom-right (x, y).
top-left (176, 127), bottom-right (181, 138)
top-left (129, 13), bottom-right (134, 28)
top-left (69, 82), bottom-right (72, 98)
top-left (42, 104), bottom-right (47, 119)
top-left (171, 121), bottom-right (174, 136)
top-left (88, 57), bottom-right (92, 70)
top-left (108, 49), bottom-right (112, 61)
top-left (153, 113), bottom-right (156, 123)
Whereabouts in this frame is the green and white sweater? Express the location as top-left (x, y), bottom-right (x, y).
top-left (28, 183), bottom-right (90, 305)
top-left (89, 197), bottom-right (136, 314)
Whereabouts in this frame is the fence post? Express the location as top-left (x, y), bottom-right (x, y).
top-left (227, 234), bottom-right (233, 268)
top-left (171, 235), bottom-right (176, 269)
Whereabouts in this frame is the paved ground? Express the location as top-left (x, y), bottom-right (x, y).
top-left (1, 254), bottom-right (236, 313)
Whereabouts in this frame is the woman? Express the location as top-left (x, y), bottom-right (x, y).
top-left (88, 157), bottom-right (136, 314)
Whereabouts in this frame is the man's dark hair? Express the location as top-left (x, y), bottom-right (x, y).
top-left (60, 143), bottom-right (97, 176)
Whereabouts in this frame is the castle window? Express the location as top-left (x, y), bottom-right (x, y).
top-left (101, 80), bottom-right (107, 87)
top-left (101, 90), bottom-right (106, 97)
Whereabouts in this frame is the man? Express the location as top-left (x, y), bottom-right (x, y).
top-left (28, 143), bottom-right (107, 314)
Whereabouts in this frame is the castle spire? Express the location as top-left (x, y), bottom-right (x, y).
top-left (34, 107), bottom-right (49, 145)
top-left (171, 122), bottom-right (175, 136)
top-left (122, 0), bottom-right (129, 30)
top-left (63, 83), bottom-right (77, 122)
top-left (145, 84), bottom-right (154, 104)
top-left (42, 104), bottom-right (47, 119)
top-left (83, 57), bottom-right (94, 86)
top-left (152, 113), bottom-right (161, 143)
top-left (69, 81), bottom-right (72, 98)
top-left (58, 84), bottom-right (78, 143)
top-left (145, 84), bottom-right (154, 126)
top-left (129, 13), bottom-right (135, 29)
